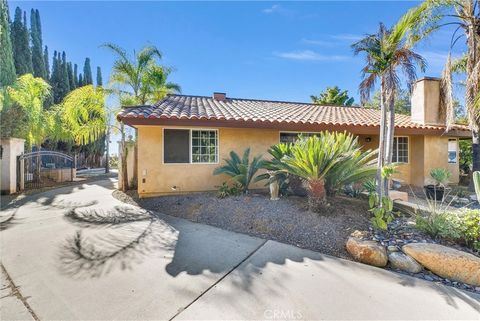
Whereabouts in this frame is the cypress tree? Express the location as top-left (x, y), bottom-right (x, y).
top-left (96, 66), bottom-right (102, 87)
top-left (73, 63), bottom-right (78, 87)
top-left (67, 62), bottom-right (75, 89)
top-left (43, 45), bottom-right (49, 79)
top-left (11, 7), bottom-right (32, 75)
top-left (30, 9), bottom-right (46, 79)
top-left (0, 0), bottom-right (16, 86)
top-left (61, 51), bottom-right (70, 94)
top-left (78, 73), bottom-right (83, 87)
top-left (82, 57), bottom-right (92, 85)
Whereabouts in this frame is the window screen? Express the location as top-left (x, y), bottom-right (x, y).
top-left (164, 129), bottom-right (190, 163)
top-left (448, 139), bottom-right (457, 163)
top-left (280, 132), bottom-right (319, 143)
top-left (392, 137), bottom-right (408, 163)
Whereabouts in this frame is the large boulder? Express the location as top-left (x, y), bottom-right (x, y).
top-left (402, 243), bottom-right (480, 286)
top-left (388, 251), bottom-right (423, 273)
top-left (346, 235), bottom-right (387, 267)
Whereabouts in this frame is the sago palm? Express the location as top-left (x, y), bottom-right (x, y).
top-left (407, 0), bottom-right (480, 174)
top-left (352, 6), bottom-right (427, 198)
top-left (213, 148), bottom-right (264, 194)
top-left (281, 133), bottom-right (350, 211)
top-left (324, 136), bottom-right (378, 196)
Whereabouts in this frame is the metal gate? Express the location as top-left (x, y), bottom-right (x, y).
top-left (17, 151), bottom-right (74, 190)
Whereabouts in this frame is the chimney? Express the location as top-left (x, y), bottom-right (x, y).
top-left (411, 77), bottom-right (445, 126)
top-left (213, 92), bottom-right (226, 101)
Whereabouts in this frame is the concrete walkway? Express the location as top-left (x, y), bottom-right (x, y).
top-left (0, 179), bottom-right (479, 320)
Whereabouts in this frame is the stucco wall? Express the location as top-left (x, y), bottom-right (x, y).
top-left (137, 126), bottom-right (279, 197)
top-left (0, 138), bottom-right (25, 194)
top-left (423, 136), bottom-right (459, 185)
top-left (136, 127), bottom-right (460, 197)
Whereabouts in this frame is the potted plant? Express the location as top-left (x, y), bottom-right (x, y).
top-left (425, 168), bottom-right (451, 201)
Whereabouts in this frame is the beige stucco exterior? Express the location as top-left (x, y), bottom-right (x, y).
top-left (136, 125), bottom-right (460, 198)
top-left (137, 126), bottom-right (279, 197)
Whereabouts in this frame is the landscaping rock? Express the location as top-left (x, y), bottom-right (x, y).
top-left (387, 245), bottom-right (398, 252)
top-left (388, 252), bottom-right (423, 273)
top-left (346, 236), bottom-right (387, 267)
top-left (403, 243), bottom-right (480, 286)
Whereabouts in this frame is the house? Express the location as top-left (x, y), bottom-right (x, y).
top-left (117, 77), bottom-right (470, 198)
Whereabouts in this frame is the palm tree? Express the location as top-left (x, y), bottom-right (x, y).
top-left (281, 133), bottom-right (353, 211)
top-left (408, 0), bottom-right (480, 177)
top-left (310, 86), bottom-right (355, 106)
top-left (61, 85), bottom-right (107, 145)
top-left (102, 43), bottom-right (181, 190)
top-left (4, 74), bottom-right (51, 149)
top-left (352, 8), bottom-right (427, 199)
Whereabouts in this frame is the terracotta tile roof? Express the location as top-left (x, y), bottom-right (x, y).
top-left (117, 94), bottom-right (469, 133)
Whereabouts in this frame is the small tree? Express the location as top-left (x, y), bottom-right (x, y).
top-left (310, 86), bottom-right (354, 106)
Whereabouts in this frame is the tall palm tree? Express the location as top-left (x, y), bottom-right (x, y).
top-left (408, 0), bottom-right (480, 177)
top-left (102, 43), bottom-right (181, 190)
top-left (352, 8), bottom-right (427, 198)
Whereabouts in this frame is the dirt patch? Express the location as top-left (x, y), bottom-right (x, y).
top-left (113, 190), bottom-right (371, 259)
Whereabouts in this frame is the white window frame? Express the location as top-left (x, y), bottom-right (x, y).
top-left (448, 138), bottom-right (458, 164)
top-left (392, 136), bottom-right (409, 164)
top-left (162, 128), bottom-right (219, 165)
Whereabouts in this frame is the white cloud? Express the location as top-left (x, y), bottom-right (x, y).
top-left (274, 50), bottom-right (350, 62)
top-left (330, 33), bottom-right (364, 42)
top-left (262, 4), bottom-right (280, 14)
top-left (301, 38), bottom-right (335, 47)
top-left (417, 51), bottom-right (449, 69)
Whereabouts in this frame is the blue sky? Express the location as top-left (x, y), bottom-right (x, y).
top-left (10, 1), bottom-right (466, 154)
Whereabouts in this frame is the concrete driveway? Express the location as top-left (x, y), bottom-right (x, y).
top-left (1, 178), bottom-right (479, 320)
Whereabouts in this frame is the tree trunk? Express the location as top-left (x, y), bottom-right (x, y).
top-left (384, 83), bottom-right (396, 194)
top-left (473, 131), bottom-right (480, 172)
top-left (105, 127), bottom-right (110, 174)
top-left (120, 122), bottom-right (129, 191)
top-left (376, 77), bottom-right (387, 200)
top-left (307, 179), bottom-right (327, 212)
top-left (466, 21), bottom-right (480, 190)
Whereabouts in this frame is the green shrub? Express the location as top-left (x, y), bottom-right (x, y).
top-left (430, 168), bottom-right (451, 186)
top-left (213, 148), bottom-right (264, 194)
top-left (457, 209), bottom-right (480, 251)
top-left (415, 211), bottom-right (462, 240)
top-left (216, 182), bottom-right (242, 198)
top-left (368, 165), bottom-right (397, 230)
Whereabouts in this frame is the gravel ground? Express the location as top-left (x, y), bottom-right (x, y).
top-left (113, 190), bottom-right (371, 259)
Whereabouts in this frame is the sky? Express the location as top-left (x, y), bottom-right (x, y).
top-left (10, 1), bottom-right (467, 154)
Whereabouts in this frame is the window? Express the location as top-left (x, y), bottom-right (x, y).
top-left (192, 130), bottom-right (218, 163)
top-left (163, 129), bottom-right (218, 164)
top-left (280, 132), bottom-right (319, 143)
top-left (164, 129), bottom-right (190, 163)
top-left (448, 139), bottom-right (457, 163)
top-left (392, 137), bottom-right (408, 163)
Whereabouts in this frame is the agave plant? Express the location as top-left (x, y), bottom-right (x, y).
top-left (213, 148), bottom-right (264, 194)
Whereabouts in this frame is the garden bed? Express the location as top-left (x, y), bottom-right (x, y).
top-left (113, 190), bottom-right (371, 259)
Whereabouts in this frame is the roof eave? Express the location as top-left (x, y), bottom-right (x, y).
top-left (119, 117), bottom-right (470, 137)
